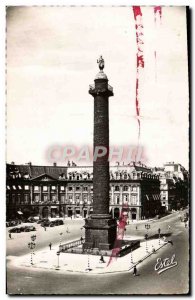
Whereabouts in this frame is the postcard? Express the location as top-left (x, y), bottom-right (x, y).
top-left (6, 6), bottom-right (190, 295)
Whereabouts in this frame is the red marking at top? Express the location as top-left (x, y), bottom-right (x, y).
top-left (154, 6), bottom-right (162, 20)
top-left (133, 6), bottom-right (143, 19)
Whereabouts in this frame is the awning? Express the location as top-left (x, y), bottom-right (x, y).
top-left (17, 211), bottom-right (23, 215)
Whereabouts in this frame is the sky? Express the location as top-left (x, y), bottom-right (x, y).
top-left (6, 6), bottom-right (189, 169)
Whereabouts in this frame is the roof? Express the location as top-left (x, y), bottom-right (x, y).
top-left (6, 164), bottom-right (68, 180)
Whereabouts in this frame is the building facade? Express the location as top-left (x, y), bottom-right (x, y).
top-left (6, 162), bottom-right (162, 221)
top-left (153, 162), bottom-right (189, 211)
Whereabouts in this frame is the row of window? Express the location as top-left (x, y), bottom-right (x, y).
top-left (7, 185), bottom-right (139, 192)
top-left (7, 193), bottom-right (138, 205)
top-left (111, 195), bottom-right (138, 205)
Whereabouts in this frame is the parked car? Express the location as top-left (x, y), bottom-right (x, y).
top-left (27, 217), bottom-right (37, 223)
top-left (51, 219), bottom-right (64, 226)
top-left (37, 218), bottom-right (48, 224)
top-left (9, 227), bottom-right (21, 233)
top-left (24, 226), bottom-right (36, 232)
top-left (41, 220), bottom-right (54, 227)
top-left (19, 225), bottom-right (36, 232)
top-left (7, 219), bottom-right (22, 227)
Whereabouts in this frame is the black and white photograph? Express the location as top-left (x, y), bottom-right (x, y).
top-left (5, 5), bottom-right (190, 295)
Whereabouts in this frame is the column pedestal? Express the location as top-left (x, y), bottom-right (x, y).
top-left (84, 216), bottom-right (117, 250)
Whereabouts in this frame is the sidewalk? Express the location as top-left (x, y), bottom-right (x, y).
top-left (9, 238), bottom-right (169, 275)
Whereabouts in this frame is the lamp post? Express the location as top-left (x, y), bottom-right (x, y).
top-left (130, 248), bottom-right (133, 265)
top-left (158, 228), bottom-right (161, 245)
top-left (145, 223), bottom-right (150, 233)
top-left (145, 234), bottom-right (148, 253)
top-left (145, 224), bottom-right (150, 252)
top-left (59, 232), bottom-right (63, 246)
top-left (28, 234), bottom-right (36, 266)
top-left (85, 249), bottom-right (92, 271)
top-left (56, 251), bottom-right (60, 270)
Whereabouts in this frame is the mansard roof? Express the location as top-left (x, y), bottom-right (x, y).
top-left (6, 163), bottom-right (67, 180)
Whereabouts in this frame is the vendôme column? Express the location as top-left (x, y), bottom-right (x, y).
top-left (84, 56), bottom-right (117, 250)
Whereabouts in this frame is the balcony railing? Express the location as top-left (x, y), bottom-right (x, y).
top-left (59, 238), bottom-right (85, 252)
top-left (89, 84), bottom-right (113, 93)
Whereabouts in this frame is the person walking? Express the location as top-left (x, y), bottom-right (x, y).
top-left (133, 265), bottom-right (137, 276)
top-left (99, 255), bottom-right (105, 263)
top-left (44, 226), bottom-right (47, 231)
top-left (9, 233), bottom-right (12, 239)
top-left (49, 242), bottom-right (52, 250)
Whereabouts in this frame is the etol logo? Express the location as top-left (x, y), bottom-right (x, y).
top-left (154, 254), bottom-right (178, 274)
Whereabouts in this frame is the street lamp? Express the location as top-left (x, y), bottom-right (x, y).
top-left (28, 235), bottom-right (36, 266)
top-left (158, 228), bottom-right (161, 245)
top-left (59, 232), bottom-right (63, 246)
top-left (56, 251), bottom-right (60, 270)
top-left (145, 234), bottom-right (149, 253)
top-left (145, 224), bottom-right (150, 252)
top-left (130, 248), bottom-right (133, 266)
top-left (145, 223), bottom-right (150, 233)
top-left (85, 249), bottom-right (92, 271)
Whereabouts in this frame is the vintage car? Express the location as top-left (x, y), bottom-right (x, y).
top-left (51, 219), bottom-right (64, 226)
top-left (8, 227), bottom-right (21, 233)
top-left (41, 220), bottom-right (55, 227)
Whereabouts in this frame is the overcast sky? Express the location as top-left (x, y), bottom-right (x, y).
top-left (6, 6), bottom-right (189, 168)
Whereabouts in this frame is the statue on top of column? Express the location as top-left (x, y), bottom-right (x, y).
top-left (97, 55), bottom-right (104, 71)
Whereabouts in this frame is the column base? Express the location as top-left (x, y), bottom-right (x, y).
top-left (84, 216), bottom-right (117, 250)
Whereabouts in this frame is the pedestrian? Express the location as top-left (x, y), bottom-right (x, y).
top-left (99, 255), bottom-right (105, 263)
top-left (152, 245), bottom-right (156, 253)
top-left (136, 225), bottom-right (138, 230)
top-left (9, 233), bottom-right (12, 239)
top-left (44, 226), bottom-right (46, 231)
top-left (49, 242), bottom-right (52, 250)
top-left (66, 227), bottom-right (70, 233)
top-left (133, 265), bottom-right (137, 276)
top-left (168, 225), bottom-right (171, 230)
